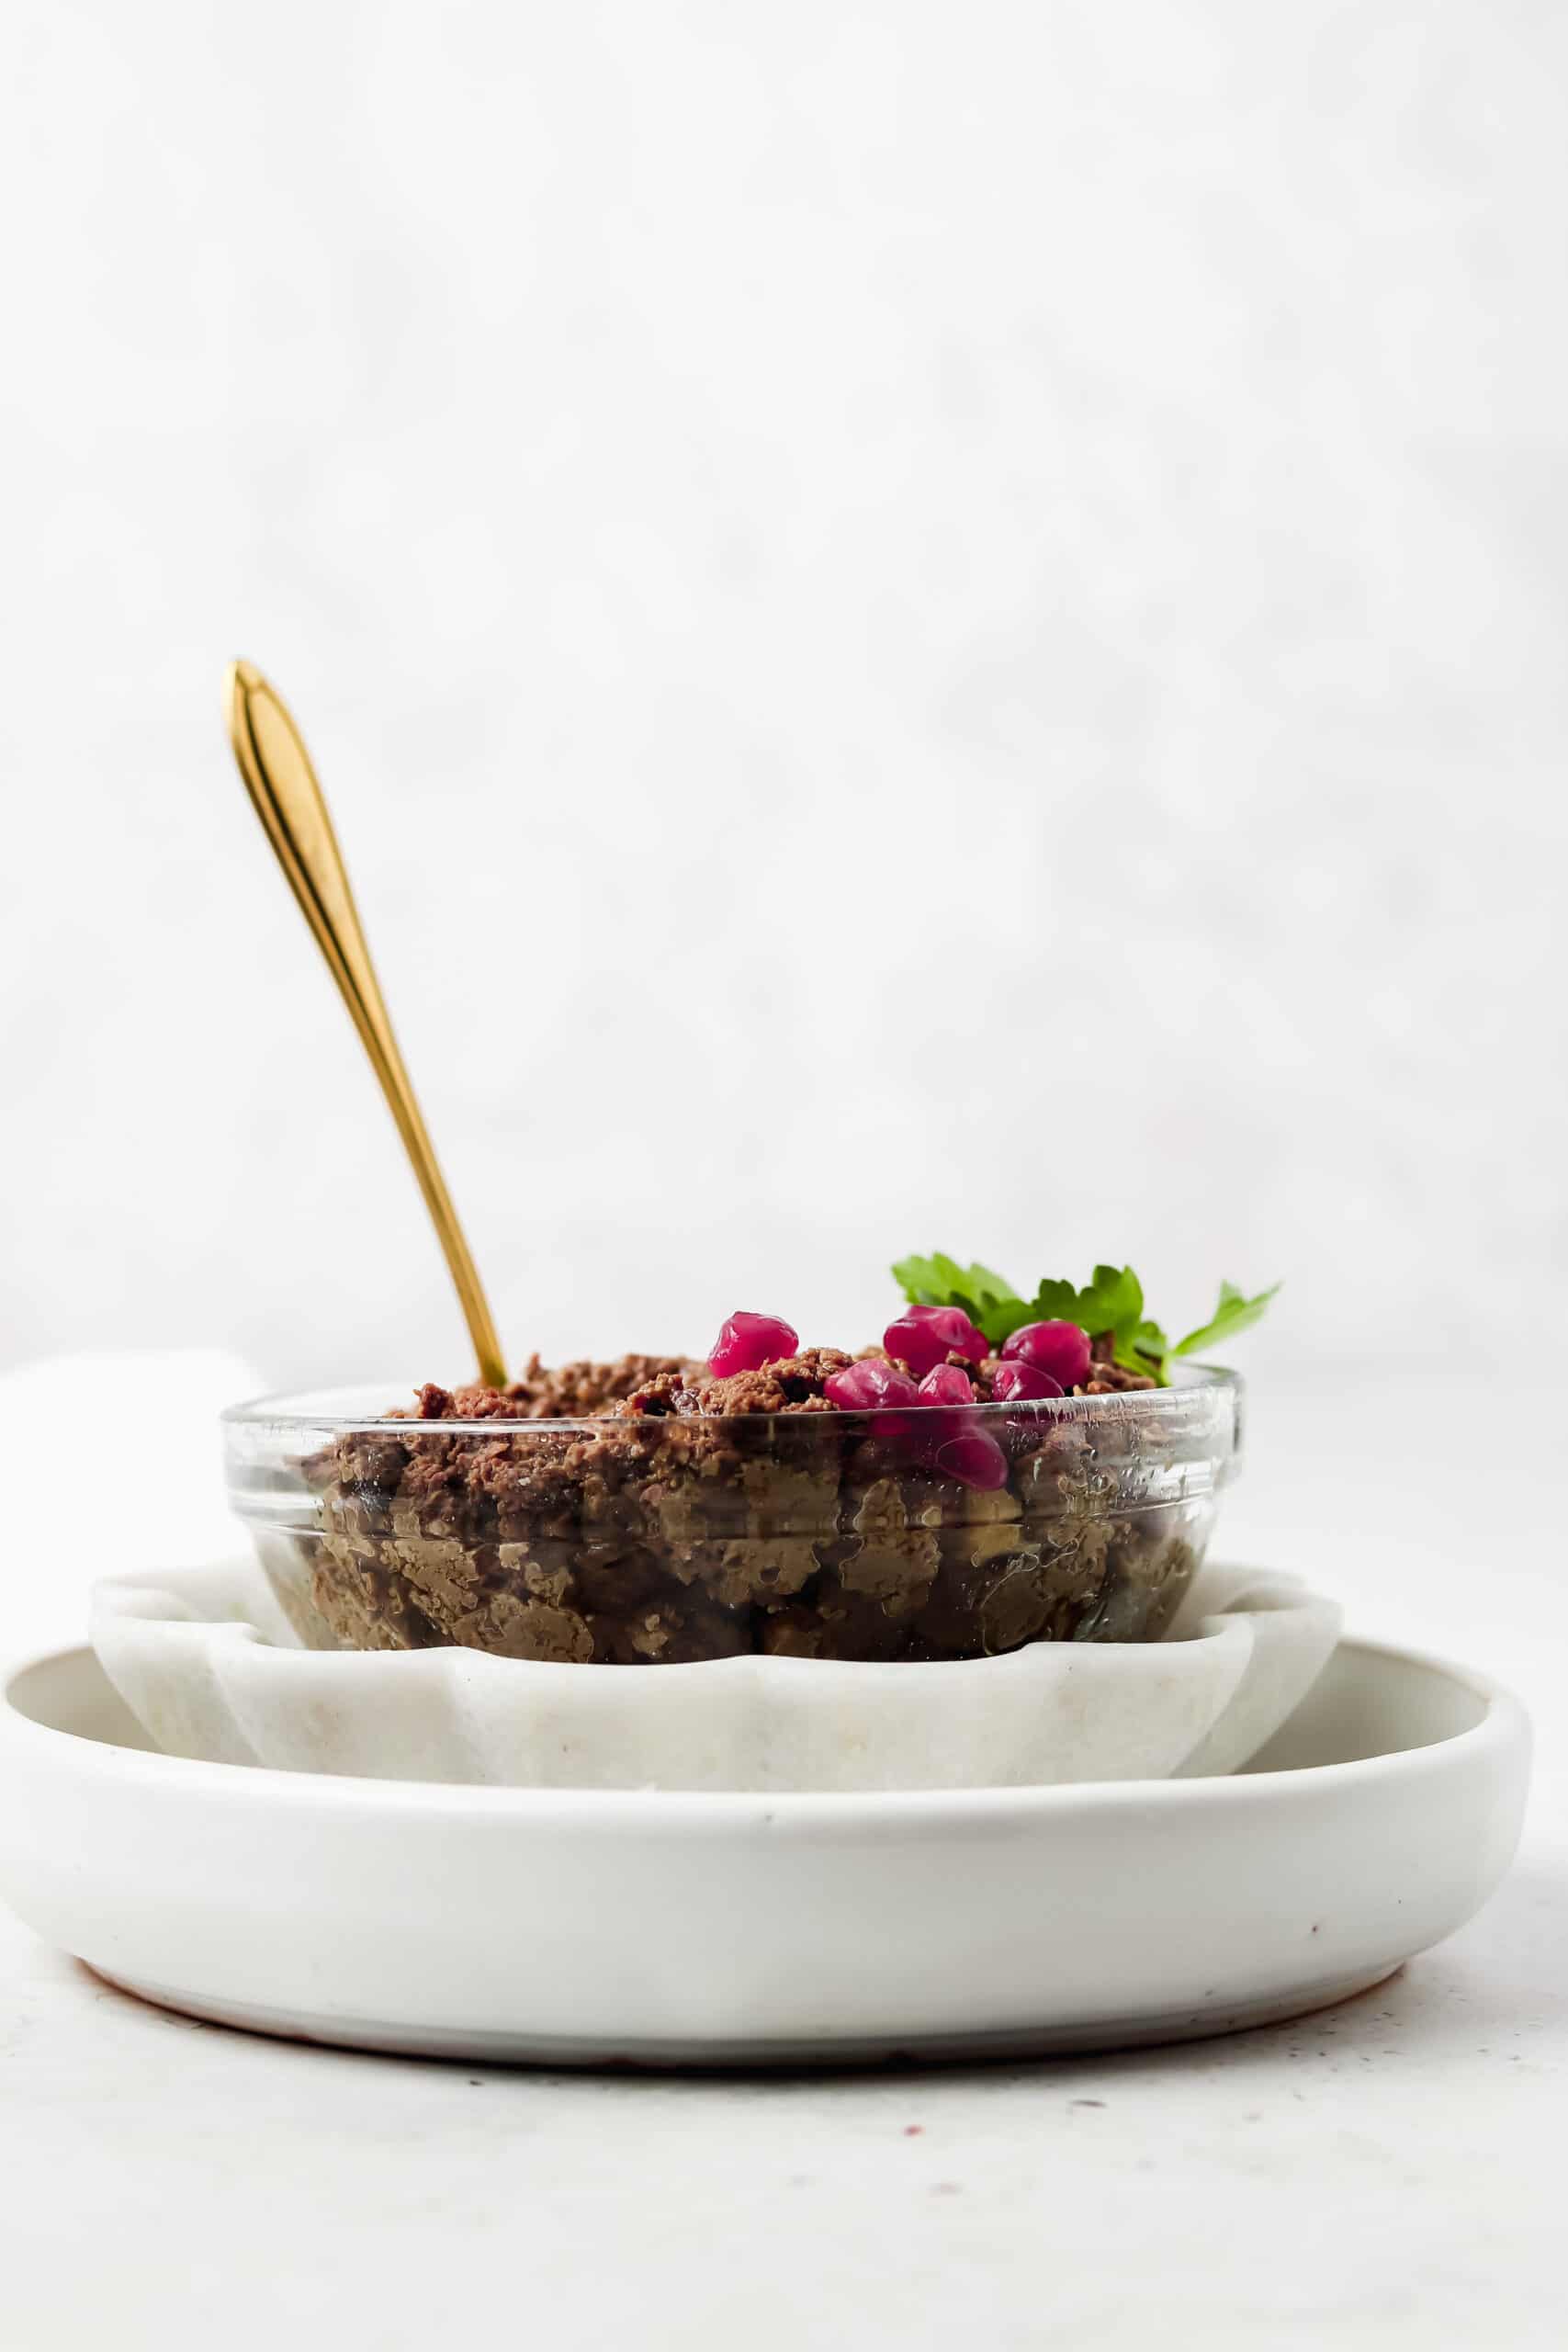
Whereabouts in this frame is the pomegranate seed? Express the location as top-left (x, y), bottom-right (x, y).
top-left (917, 1364), bottom-right (976, 1406)
top-left (884, 1307), bottom-right (988, 1375)
top-left (824, 1359), bottom-right (921, 1410)
top-left (932, 1430), bottom-right (1010, 1490)
top-left (904, 1304), bottom-right (990, 1348)
top-left (707, 1310), bottom-right (799, 1378)
top-left (990, 1361), bottom-right (1065, 1402)
top-left (999, 1320), bottom-right (1090, 1388)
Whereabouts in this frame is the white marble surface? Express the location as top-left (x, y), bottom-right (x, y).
top-left (0, 1367), bottom-right (1564, 2346)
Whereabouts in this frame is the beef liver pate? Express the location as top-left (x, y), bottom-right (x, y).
top-left (290, 1342), bottom-right (1204, 1663)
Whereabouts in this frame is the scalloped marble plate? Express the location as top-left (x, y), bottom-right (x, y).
top-left (0, 1634), bottom-right (1529, 2063)
top-left (89, 1559), bottom-right (1341, 1790)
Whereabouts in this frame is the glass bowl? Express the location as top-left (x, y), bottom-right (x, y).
top-left (222, 1368), bottom-right (1243, 1665)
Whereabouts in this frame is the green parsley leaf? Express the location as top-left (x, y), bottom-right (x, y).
top-left (1029, 1277), bottom-right (1084, 1324)
top-left (893, 1253), bottom-right (1280, 1373)
top-left (891, 1253), bottom-right (963, 1306)
top-left (1169, 1281), bottom-right (1282, 1361)
top-left (1032, 1264), bottom-right (1140, 1342)
top-left (1126, 1317), bottom-right (1173, 1385)
top-left (951, 1260), bottom-right (1022, 1316)
top-left (1030, 1266), bottom-right (1170, 1380)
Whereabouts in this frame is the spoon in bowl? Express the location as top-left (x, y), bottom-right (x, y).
top-left (224, 659), bottom-right (506, 1389)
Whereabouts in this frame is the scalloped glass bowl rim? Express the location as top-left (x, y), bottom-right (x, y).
top-left (222, 1363), bottom-right (1241, 1435)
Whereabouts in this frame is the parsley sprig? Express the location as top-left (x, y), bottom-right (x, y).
top-left (891, 1255), bottom-right (1278, 1385)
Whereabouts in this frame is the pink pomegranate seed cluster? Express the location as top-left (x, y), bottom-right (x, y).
top-left (705, 1299), bottom-right (1093, 1491)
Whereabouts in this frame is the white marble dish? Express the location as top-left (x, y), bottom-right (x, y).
top-left (89, 1558), bottom-right (1340, 1790)
top-left (0, 1633), bottom-right (1529, 2064)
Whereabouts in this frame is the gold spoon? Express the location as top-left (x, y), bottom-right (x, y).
top-left (225, 659), bottom-right (507, 1389)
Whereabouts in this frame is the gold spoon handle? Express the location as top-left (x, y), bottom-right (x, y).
top-left (225, 659), bottom-right (506, 1390)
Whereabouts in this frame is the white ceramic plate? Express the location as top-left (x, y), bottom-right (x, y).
top-left (0, 1635), bottom-right (1529, 2065)
top-left (89, 1558), bottom-right (1342, 1790)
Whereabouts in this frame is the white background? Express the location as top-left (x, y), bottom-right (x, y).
top-left (3, 1), bottom-right (1565, 1392)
